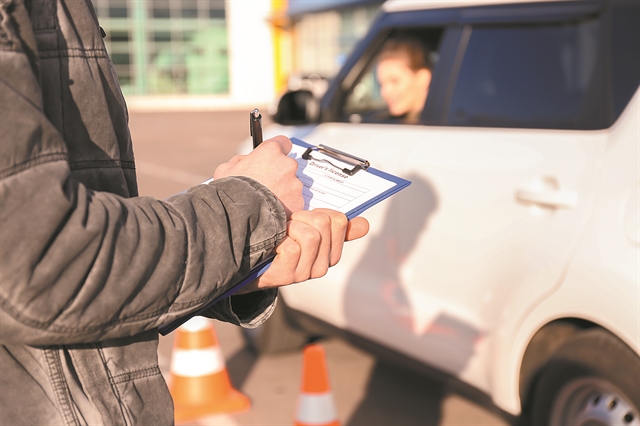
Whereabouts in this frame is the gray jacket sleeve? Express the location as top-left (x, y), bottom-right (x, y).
top-left (0, 162), bottom-right (287, 346)
top-left (0, 1), bottom-right (286, 345)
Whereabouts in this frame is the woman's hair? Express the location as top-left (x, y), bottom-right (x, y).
top-left (377, 37), bottom-right (433, 71)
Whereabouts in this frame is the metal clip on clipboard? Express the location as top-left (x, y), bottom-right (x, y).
top-left (302, 144), bottom-right (370, 176)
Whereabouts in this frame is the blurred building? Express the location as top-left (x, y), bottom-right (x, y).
top-left (288, 0), bottom-right (382, 78)
top-left (92, 0), bottom-right (381, 108)
top-left (92, 0), bottom-right (228, 96)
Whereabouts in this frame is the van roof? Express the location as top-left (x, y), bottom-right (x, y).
top-left (382, 0), bottom-right (563, 13)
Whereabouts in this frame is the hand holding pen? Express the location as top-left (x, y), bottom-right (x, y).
top-left (216, 108), bottom-right (304, 215)
top-left (213, 110), bottom-right (369, 292)
top-left (214, 134), bottom-right (303, 216)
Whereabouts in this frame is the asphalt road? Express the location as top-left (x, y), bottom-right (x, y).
top-left (129, 110), bottom-right (512, 426)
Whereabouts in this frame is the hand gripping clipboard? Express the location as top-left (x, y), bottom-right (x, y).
top-left (159, 138), bottom-right (411, 335)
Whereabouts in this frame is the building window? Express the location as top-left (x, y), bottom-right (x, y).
top-left (108, 0), bottom-right (128, 18)
top-left (208, 0), bottom-right (226, 19)
top-left (92, 0), bottom-right (228, 96)
top-left (109, 30), bottom-right (130, 42)
top-left (110, 52), bottom-right (131, 65)
top-left (181, 0), bottom-right (198, 19)
top-left (153, 31), bottom-right (172, 43)
top-left (151, 0), bottom-right (170, 19)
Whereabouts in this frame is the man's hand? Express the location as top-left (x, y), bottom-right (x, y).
top-left (237, 209), bottom-right (370, 293)
top-left (215, 136), bottom-right (370, 292)
top-left (214, 135), bottom-right (303, 217)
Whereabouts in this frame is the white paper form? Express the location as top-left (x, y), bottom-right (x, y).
top-left (288, 142), bottom-right (396, 214)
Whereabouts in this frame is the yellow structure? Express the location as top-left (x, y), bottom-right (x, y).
top-left (270, 0), bottom-right (293, 95)
top-left (268, 0), bottom-right (382, 96)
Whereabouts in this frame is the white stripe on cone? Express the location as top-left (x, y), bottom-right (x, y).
top-left (170, 347), bottom-right (225, 377)
top-left (181, 316), bottom-right (211, 332)
top-left (296, 392), bottom-right (338, 424)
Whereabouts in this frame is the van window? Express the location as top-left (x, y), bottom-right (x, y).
top-left (447, 18), bottom-right (605, 129)
top-left (342, 28), bottom-right (443, 124)
top-left (611, 1), bottom-right (640, 118)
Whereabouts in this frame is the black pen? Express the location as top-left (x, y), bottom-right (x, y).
top-left (250, 108), bottom-right (263, 148)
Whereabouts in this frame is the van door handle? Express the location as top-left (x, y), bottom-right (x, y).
top-left (516, 188), bottom-right (578, 209)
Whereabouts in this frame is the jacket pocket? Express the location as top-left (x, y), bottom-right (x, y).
top-left (110, 366), bottom-right (173, 425)
top-left (99, 330), bottom-right (174, 425)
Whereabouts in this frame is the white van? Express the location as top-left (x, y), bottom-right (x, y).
top-left (246, 1), bottom-right (640, 424)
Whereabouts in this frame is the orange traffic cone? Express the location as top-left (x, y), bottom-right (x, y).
top-left (169, 317), bottom-right (250, 423)
top-left (294, 344), bottom-right (340, 426)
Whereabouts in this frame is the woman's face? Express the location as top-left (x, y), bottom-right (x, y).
top-left (376, 55), bottom-right (431, 119)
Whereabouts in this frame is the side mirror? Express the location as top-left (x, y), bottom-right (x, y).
top-left (271, 90), bottom-right (320, 125)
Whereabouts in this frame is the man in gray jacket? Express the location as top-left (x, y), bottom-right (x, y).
top-left (0, 0), bottom-right (368, 424)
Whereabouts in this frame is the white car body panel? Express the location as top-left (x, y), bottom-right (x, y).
top-left (262, 91), bottom-right (639, 415)
top-left (492, 88), bottom-right (640, 414)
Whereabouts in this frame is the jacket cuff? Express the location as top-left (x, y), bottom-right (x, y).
top-left (196, 176), bottom-right (284, 327)
top-left (203, 289), bottom-right (278, 328)
top-left (209, 175), bottom-right (288, 247)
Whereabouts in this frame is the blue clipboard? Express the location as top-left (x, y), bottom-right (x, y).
top-left (159, 138), bottom-right (411, 335)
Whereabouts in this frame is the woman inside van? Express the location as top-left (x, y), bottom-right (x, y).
top-left (376, 37), bottom-right (433, 124)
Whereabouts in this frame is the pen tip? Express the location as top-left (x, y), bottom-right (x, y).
top-left (252, 108), bottom-right (260, 118)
